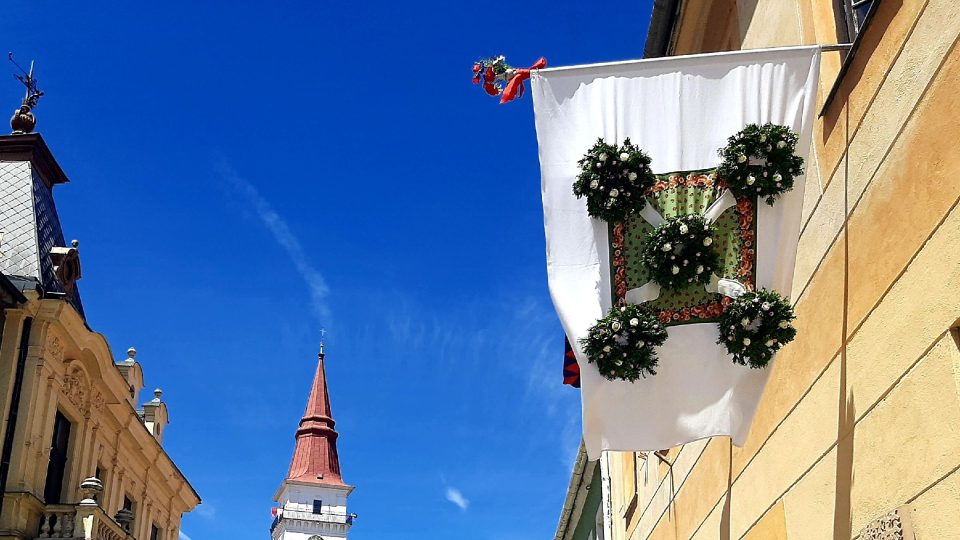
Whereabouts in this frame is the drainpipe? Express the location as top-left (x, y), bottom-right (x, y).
top-left (0, 317), bottom-right (34, 518)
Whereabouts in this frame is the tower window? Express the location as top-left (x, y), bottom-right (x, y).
top-left (312, 500), bottom-right (323, 514)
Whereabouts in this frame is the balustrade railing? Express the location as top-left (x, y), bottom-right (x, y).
top-left (38, 504), bottom-right (76, 538)
top-left (35, 502), bottom-right (133, 540)
top-left (274, 508), bottom-right (352, 524)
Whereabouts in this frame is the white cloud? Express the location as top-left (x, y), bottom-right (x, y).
top-left (178, 531), bottom-right (192, 540)
top-left (445, 487), bottom-right (469, 511)
top-left (219, 163), bottom-right (331, 322)
top-left (195, 503), bottom-right (216, 520)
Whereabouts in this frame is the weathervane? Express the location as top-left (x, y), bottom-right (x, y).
top-left (319, 328), bottom-right (327, 356)
top-left (8, 53), bottom-right (44, 134)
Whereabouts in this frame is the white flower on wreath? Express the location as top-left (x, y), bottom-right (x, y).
top-left (741, 317), bottom-right (751, 328)
top-left (599, 153), bottom-right (608, 161)
top-left (777, 141), bottom-right (787, 149)
top-left (703, 237), bottom-right (713, 246)
top-left (671, 265), bottom-right (680, 275)
top-left (610, 188), bottom-right (619, 197)
top-left (629, 318), bottom-right (639, 327)
top-left (603, 345), bottom-right (612, 353)
top-left (628, 172), bottom-right (638, 182)
top-left (746, 175), bottom-right (756, 186)
top-left (590, 179), bottom-right (599, 189)
top-left (619, 152), bottom-right (630, 161)
top-left (611, 321), bottom-right (622, 332)
top-left (737, 154), bottom-right (747, 163)
top-left (779, 320), bottom-right (791, 329)
top-left (743, 337), bottom-right (752, 346)
top-left (761, 302), bottom-right (771, 311)
top-left (661, 242), bottom-right (672, 252)
top-left (696, 265), bottom-right (704, 274)
top-left (765, 339), bottom-right (776, 347)
top-left (637, 340), bottom-right (646, 348)
top-left (773, 173), bottom-right (783, 182)
top-left (679, 223), bottom-right (689, 234)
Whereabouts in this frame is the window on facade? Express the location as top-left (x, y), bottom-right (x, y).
top-left (118, 495), bottom-right (137, 533)
top-left (94, 465), bottom-right (105, 502)
top-left (43, 411), bottom-right (72, 504)
top-left (312, 499), bottom-right (323, 514)
top-left (619, 452), bottom-right (640, 523)
top-left (150, 524), bottom-right (161, 540)
top-left (840, 0), bottom-right (876, 38)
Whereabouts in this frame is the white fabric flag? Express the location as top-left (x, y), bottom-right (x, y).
top-left (532, 46), bottom-right (821, 459)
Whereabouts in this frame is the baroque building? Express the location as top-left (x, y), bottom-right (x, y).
top-left (559, 0), bottom-right (960, 538)
top-left (0, 130), bottom-right (200, 539)
top-left (270, 348), bottom-right (354, 540)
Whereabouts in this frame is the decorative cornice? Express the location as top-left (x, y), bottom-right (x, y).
top-left (0, 132), bottom-right (69, 187)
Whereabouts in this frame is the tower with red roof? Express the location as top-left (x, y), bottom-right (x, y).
top-left (271, 345), bottom-right (354, 539)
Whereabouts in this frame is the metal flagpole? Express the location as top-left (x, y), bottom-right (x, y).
top-left (536, 43), bottom-right (853, 75)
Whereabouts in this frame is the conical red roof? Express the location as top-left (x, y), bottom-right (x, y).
top-left (286, 351), bottom-right (345, 486)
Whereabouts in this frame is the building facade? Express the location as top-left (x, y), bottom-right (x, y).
top-left (554, 445), bottom-right (612, 540)
top-left (577, 0), bottom-right (960, 538)
top-left (270, 349), bottom-right (354, 540)
top-left (0, 133), bottom-right (200, 539)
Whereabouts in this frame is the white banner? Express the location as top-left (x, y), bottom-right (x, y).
top-left (532, 46), bottom-right (821, 459)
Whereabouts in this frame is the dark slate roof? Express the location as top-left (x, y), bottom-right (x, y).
top-left (0, 134), bottom-right (84, 317)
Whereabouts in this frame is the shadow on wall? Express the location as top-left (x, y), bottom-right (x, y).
top-left (735, 0), bottom-right (760, 43)
top-left (834, 102), bottom-right (855, 539)
top-left (821, 0), bottom-right (904, 139)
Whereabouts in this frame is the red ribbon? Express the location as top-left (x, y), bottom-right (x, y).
top-left (482, 66), bottom-right (500, 96)
top-left (499, 57), bottom-right (547, 104)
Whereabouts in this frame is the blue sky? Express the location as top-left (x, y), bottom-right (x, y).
top-left (3, 2), bottom-right (652, 538)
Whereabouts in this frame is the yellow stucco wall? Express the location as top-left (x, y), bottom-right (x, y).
top-left (0, 299), bottom-right (199, 540)
top-left (611, 0), bottom-right (960, 538)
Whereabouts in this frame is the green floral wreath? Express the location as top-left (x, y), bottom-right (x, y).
top-left (573, 138), bottom-right (656, 222)
top-left (717, 289), bottom-right (797, 368)
top-left (579, 304), bottom-right (668, 382)
top-left (717, 123), bottom-right (804, 205)
top-left (641, 214), bottom-right (719, 290)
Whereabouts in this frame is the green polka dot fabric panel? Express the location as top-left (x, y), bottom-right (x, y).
top-left (616, 170), bottom-right (756, 325)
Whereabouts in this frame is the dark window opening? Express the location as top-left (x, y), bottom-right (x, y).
top-left (117, 495), bottom-right (136, 533)
top-left (43, 411), bottom-right (71, 504)
top-left (312, 499), bottom-right (323, 514)
top-left (840, 0), bottom-right (877, 39)
top-left (94, 465), bottom-right (103, 502)
top-left (150, 524), bottom-right (161, 540)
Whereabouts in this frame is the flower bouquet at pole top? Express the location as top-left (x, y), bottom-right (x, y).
top-left (472, 55), bottom-right (547, 104)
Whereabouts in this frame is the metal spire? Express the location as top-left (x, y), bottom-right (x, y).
top-left (8, 53), bottom-right (44, 134)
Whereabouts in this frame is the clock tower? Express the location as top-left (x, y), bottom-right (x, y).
top-left (271, 346), bottom-right (354, 540)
